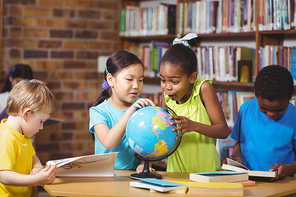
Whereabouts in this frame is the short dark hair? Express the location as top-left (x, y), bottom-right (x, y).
top-left (254, 65), bottom-right (294, 101)
top-left (159, 44), bottom-right (197, 76)
top-left (2, 64), bottom-right (33, 93)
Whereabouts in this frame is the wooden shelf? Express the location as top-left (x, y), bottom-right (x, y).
top-left (196, 31), bottom-right (256, 38)
top-left (212, 81), bottom-right (254, 92)
top-left (119, 34), bottom-right (176, 41)
top-left (259, 29), bottom-right (296, 35)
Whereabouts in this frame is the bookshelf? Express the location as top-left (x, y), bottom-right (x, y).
top-left (119, 0), bottom-right (296, 87)
top-left (118, 0), bottom-right (296, 167)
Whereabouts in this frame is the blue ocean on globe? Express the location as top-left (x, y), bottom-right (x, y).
top-left (126, 106), bottom-right (178, 159)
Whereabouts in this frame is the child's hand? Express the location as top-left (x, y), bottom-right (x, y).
top-left (169, 116), bottom-right (195, 139)
top-left (136, 163), bottom-right (155, 174)
top-left (220, 155), bottom-right (242, 170)
top-left (36, 164), bottom-right (57, 185)
top-left (269, 163), bottom-right (288, 181)
top-left (131, 98), bottom-right (155, 112)
top-left (30, 166), bottom-right (43, 175)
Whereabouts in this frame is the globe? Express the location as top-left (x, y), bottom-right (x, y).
top-left (126, 106), bottom-right (181, 179)
top-left (126, 106), bottom-right (179, 160)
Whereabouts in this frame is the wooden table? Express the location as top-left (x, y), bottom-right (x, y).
top-left (43, 170), bottom-right (296, 197)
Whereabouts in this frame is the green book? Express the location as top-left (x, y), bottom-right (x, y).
top-left (120, 9), bottom-right (126, 36)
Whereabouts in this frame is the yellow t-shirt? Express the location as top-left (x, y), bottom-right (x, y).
top-left (0, 119), bottom-right (36, 197)
top-left (166, 79), bottom-right (220, 173)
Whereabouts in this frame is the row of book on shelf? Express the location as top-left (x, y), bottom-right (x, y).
top-left (119, 3), bottom-right (176, 37)
top-left (126, 41), bottom-right (256, 82)
top-left (258, 45), bottom-right (296, 84)
top-left (178, 0), bottom-right (256, 35)
top-left (126, 41), bottom-right (170, 78)
top-left (258, 0), bottom-right (296, 31)
top-left (127, 41), bottom-right (296, 84)
top-left (120, 0), bottom-right (296, 38)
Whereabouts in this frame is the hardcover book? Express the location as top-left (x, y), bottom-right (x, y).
top-left (237, 60), bottom-right (252, 82)
top-left (222, 158), bottom-right (277, 178)
top-left (190, 171), bottom-right (248, 182)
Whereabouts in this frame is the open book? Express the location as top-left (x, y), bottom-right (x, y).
top-left (222, 158), bottom-right (277, 178)
top-left (46, 152), bottom-right (118, 177)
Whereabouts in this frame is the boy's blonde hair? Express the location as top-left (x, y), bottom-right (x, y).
top-left (6, 79), bottom-right (56, 116)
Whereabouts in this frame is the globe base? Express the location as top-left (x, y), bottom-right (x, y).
top-left (130, 160), bottom-right (162, 179)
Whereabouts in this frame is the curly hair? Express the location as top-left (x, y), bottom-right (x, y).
top-left (254, 65), bottom-right (294, 101)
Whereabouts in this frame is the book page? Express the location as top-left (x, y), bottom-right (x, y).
top-left (226, 158), bottom-right (249, 170)
top-left (47, 152), bottom-right (118, 177)
top-left (46, 157), bottom-right (80, 168)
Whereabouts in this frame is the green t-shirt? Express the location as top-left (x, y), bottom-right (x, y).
top-left (165, 79), bottom-right (219, 173)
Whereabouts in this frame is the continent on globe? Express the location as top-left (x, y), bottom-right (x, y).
top-left (126, 106), bottom-right (178, 159)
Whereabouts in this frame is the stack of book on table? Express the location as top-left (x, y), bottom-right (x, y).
top-left (188, 170), bottom-right (249, 196)
top-left (130, 158), bottom-right (278, 195)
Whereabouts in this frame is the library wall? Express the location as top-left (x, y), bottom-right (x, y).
top-left (2, 0), bottom-right (118, 163)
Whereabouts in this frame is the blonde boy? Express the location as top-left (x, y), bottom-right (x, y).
top-left (0, 79), bottom-right (57, 197)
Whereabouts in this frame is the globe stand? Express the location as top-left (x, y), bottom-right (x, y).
top-left (130, 154), bottom-right (162, 179)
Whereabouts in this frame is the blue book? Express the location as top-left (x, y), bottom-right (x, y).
top-left (130, 178), bottom-right (188, 193)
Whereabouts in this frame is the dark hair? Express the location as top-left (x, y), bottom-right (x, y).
top-left (159, 44), bottom-right (197, 76)
top-left (255, 65), bottom-right (294, 101)
top-left (1, 64), bottom-right (33, 93)
top-left (93, 51), bottom-right (144, 106)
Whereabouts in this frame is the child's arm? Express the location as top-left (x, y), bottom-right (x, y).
top-left (30, 154), bottom-right (43, 175)
top-left (269, 161), bottom-right (296, 181)
top-left (0, 164), bottom-right (57, 186)
top-left (94, 98), bottom-right (155, 150)
top-left (172, 81), bottom-right (230, 139)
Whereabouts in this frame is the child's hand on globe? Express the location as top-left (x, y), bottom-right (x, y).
top-left (132, 98), bottom-right (155, 112)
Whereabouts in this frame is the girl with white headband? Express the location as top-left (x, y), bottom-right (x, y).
top-left (159, 33), bottom-right (230, 173)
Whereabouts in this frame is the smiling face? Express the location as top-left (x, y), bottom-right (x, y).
top-left (21, 110), bottom-right (50, 138)
top-left (159, 62), bottom-right (196, 104)
top-left (257, 96), bottom-right (289, 120)
top-left (108, 63), bottom-right (144, 109)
